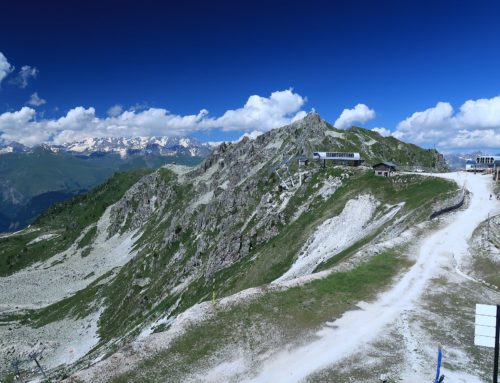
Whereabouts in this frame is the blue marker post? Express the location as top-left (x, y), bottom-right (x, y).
top-left (434, 345), bottom-right (443, 383)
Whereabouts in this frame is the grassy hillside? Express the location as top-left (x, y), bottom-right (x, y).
top-left (112, 251), bottom-right (410, 383)
top-left (0, 169), bottom-right (152, 276)
top-left (102, 171), bottom-right (457, 382)
top-left (33, 169), bottom-right (457, 347)
top-left (213, 170), bottom-right (455, 295)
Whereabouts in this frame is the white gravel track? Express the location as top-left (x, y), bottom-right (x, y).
top-left (241, 172), bottom-right (498, 382)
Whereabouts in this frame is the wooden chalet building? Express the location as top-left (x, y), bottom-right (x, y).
top-left (372, 161), bottom-right (397, 177)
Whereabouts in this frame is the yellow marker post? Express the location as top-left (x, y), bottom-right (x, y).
top-left (212, 278), bottom-right (216, 306)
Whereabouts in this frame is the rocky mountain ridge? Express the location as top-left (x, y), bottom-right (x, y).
top-left (106, 112), bottom-right (448, 275)
top-left (0, 136), bottom-right (211, 157)
top-left (0, 112), bottom-right (458, 382)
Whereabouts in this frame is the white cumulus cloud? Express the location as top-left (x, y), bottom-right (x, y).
top-left (444, 129), bottom-right (500, 149)
top-left (10, 65), bottom-right (39, 88)
top-left (0, 52), bottom-right (13, 85)
top-left (393, 96), bottom-right (500, 149)
top-left (0, 107), bottom-right (40, 146)
top-left (211, 89), bottom-right (306, 131)
top-left (334, 103), bottom-right (376, 129)
top-left (393, 102), bottom-right (454, 143)
top-left (455, 96), bottom-right (500, 129)
top-left (238, 130), bottom-right (264, 141)
top-left (371, 127), bottom-right (391, 137)
top-left (27, 92), bottom-right (47, 106)
top-left (0, 89), bottom-right (308, 146)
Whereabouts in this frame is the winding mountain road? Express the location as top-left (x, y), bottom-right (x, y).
top-left (244, 172), bottom-right (499, 383)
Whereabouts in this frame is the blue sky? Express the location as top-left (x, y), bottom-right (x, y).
top-left (0, 0), bottom-right (499, 150)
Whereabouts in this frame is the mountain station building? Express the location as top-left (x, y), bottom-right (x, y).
top-left (312, 152), bottom-right (364, 166)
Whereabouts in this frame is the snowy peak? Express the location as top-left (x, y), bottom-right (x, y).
top-left (0, 136), bottom-right (212, 157)
top-left (62, 136), bottom-right (210, 156)
top-left (0, 141), bottom-right (29, 154)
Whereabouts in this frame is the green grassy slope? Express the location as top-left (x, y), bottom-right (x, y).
top-left (0, 115), bottom-right (458, 380)
top-left (104, 169), bottom-right (457, 382)
top-left (75, 169), bottom-right (457, 346)
top-left (0, 168), bottom-right (457, 360)
top-left (111, 251), bottom-right (411, 383)
top-left (0, 169), bottom-right (152, 276)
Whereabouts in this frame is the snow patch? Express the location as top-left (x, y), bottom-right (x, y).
top-left (192, 190), bottom-right (214, 208)
top-left (188, 357), bottom-right (247, 383)
top-left (264, 139), bottom-right (283, 150)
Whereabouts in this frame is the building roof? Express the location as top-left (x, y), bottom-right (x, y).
top-left (372, 161), bottom-right (397, 168)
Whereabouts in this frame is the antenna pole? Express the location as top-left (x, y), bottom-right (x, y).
top-left (212, 278), bottom-right (216, 306)
top-left (494, 305), bottom-right (500, 383)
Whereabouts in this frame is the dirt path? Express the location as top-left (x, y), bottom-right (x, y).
top-left (242, 172), bottom-right (499, 382)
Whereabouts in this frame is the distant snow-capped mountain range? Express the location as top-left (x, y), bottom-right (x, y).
top-left (0, 136), bottom-right (212, 157)
top-left (443, 151), bottom-right (484, 170)
top-left (444, 150), bottom-right (500, 170)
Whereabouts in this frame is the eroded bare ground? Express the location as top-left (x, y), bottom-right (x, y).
top-left (305, 213), bottom-right (500, 383)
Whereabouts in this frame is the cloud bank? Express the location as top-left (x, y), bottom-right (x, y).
top-left (393, 96), bottom-right (500, 149)
top-left (0, 89), bottom-right (307, 146)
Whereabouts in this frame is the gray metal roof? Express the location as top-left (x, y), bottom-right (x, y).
top-left (373, 161), bottom-right (397, 168)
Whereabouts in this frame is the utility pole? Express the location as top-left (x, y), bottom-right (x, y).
top-left (11, 358), bottom-right (24, 383)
